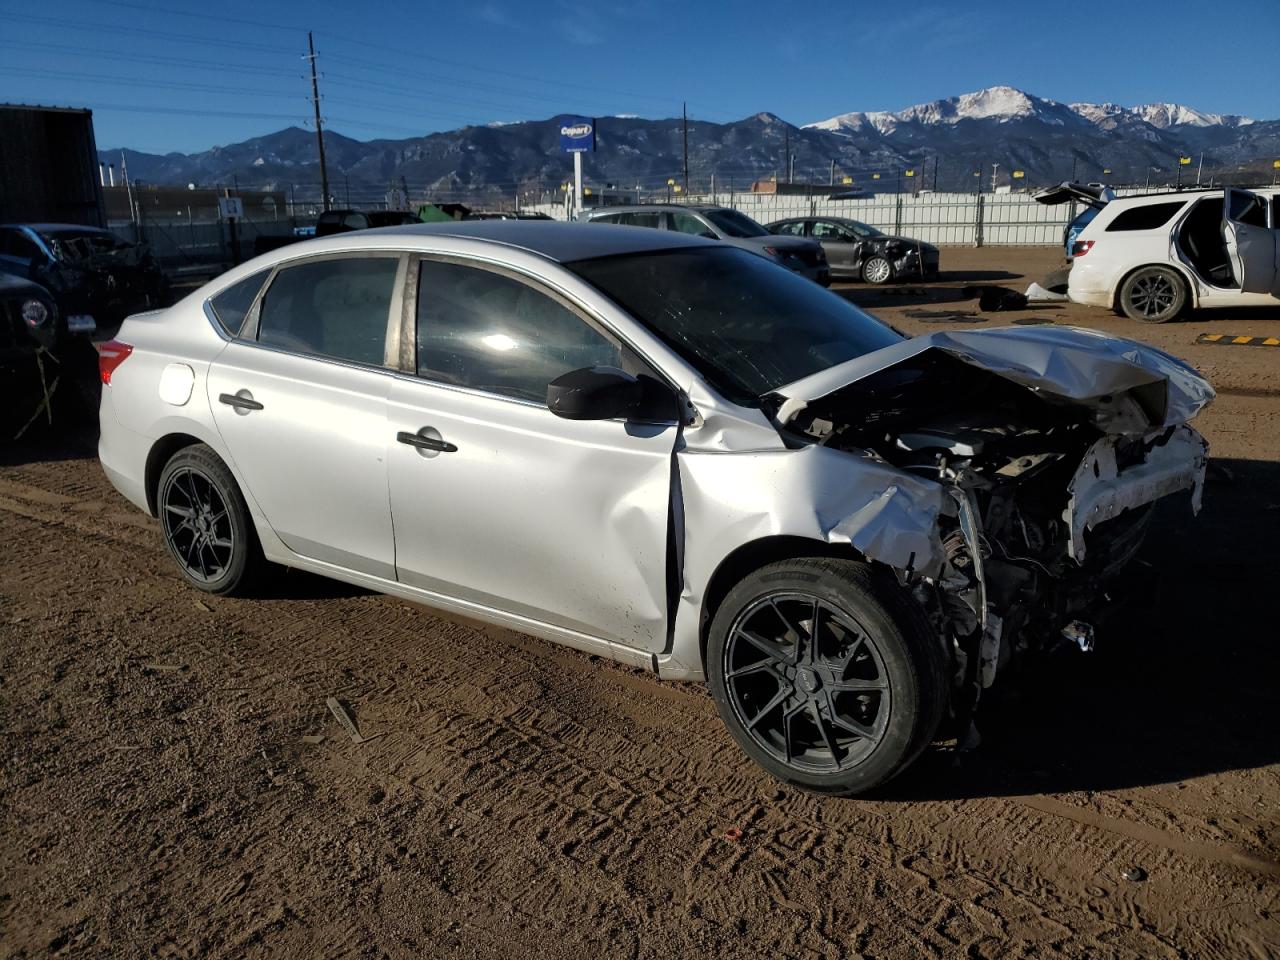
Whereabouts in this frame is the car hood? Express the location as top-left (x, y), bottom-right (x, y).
top-left (869, 234), bottom-right (936, 251)
top-left (0, 272), bottom-right (52, 299)
top-left (770, 326), bottom-right (1214, 435)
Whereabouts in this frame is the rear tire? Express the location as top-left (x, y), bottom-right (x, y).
top-left (1118, 266), bottom-right (1187, 323)
top-left (707, 558), bottom-right (947, 796)
top-left (157, 444), bottom-right (263, 595)
top-left (861, 255), bottom-right (894, 285)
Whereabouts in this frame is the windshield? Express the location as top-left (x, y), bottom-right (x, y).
top-left (702, 208), bottom-right (769, 239)
top-left (846, 220), bottom-right (882, 238)
top-left (567, 246), bottom-right (902, 405)
top-left (37, 229), bottom-right (130, 260)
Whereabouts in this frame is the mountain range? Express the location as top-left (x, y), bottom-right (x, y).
top-left (103, 86), bottom-right (1280, 202)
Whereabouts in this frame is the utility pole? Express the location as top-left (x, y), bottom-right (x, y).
top-left (829, 158), bottom-right (835, 186)
top-left (682, 102), bottom-right (689, 195)
top-left (932, 157), bottom-right (939, 192)
top-left (307, 31), bottom-right (331, 212)
top-left (991, 162), bottom-right (1001, 192)
top-left (783, 128), bottom-right (789, 184)
top-left (1196, 153), bottom-right (1203, 186)
top-left (788, 153), bottom-right (795, 183)
top-left (1070, 156), bottom-right (1078, 183)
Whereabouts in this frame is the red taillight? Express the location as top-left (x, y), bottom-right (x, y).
top-left (98, 340), bottom-right (133, 385)
top-left (1071, 240), bottom-right (1095, 257)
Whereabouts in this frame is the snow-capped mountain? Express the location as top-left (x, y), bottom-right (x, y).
top-left (808, 86), bottom-right (1256, 135)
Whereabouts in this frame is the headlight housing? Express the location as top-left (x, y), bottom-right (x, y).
top-left (21, 298), bottom-right (50, 328)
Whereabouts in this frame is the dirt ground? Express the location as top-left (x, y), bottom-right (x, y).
top-left (2, 247), bottom-right (1278, 959)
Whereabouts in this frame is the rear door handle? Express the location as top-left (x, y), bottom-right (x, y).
top-left (396, 430), bottom-right (457, 453)
top-left (219, 392), bottom-right (264, 412)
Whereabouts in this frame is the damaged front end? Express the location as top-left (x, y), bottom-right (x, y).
top-left (767, 326), bottom-right (1212, 737)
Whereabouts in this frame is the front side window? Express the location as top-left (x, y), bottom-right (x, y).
top-left (568, 246), bottom-right (901, 405)
top-left (670, 211), bottom-right (712, 236)
top-left (619, 212), bottom-right (662, 229)
top-left (416, 260), bottom-right (622, 403)
top-left (256, 256), bottom-right (398, 365)
top-left (811, 221), bottom-right (849, 241)
top-left (209, 268), bottom-right (271, 336)
top-left (772, 222), bottom-right (806, 237)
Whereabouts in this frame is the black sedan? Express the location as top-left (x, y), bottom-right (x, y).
top-left (765, 217), bottom-right (938, 284)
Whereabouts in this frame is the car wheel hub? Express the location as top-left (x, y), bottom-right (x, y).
top-left (724, 594), bottom-right (890, 772)
top-left (162, 467), bottom-right (234, 583)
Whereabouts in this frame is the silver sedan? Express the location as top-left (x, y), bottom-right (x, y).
top-left (99, 221), bottom-right (1213, 795)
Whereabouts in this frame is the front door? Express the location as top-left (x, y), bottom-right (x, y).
top-left (387, 256), bottom-right (679, 652)
top-left (811, 220), bottom-right (859, 275)
top-left (1223, 188), bottom-right (1279, 295)
top-left (208, 253), bottom-right (404, 578)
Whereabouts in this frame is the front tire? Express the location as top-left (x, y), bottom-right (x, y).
top-left (1118, 266), bottom-right (1187, 323)
top-left (861, 255), bottom-right (893, 285)
top-left (707, 558), bottom-right (946, 796)
top-left (157, 444), bottom-right (263, 595)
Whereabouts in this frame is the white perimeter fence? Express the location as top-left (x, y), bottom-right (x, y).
top-left (523, 190), bottom-right (1078, 246)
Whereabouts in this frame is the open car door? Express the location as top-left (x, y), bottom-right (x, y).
top-left (1223, 188), bottom-right (1279, 295)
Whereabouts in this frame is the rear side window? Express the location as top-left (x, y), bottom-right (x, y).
top-left (257, 256), bottom-right (398, 365)
top-left (1105, 201), bottom-right (1186, 232)
top-left (209, 269), bottom-right (271, 336)
top-left (416, 260), bottom-right (622, 403)
top-left (773, 222), bottom-right (806, 237)
top-left (591, 213), bottom-right (621, 224)
top-left (1228, 191), bottom-right (1268, 228)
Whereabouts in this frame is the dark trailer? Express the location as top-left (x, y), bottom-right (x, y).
top-left (0, 104), bottom-right (106, 227)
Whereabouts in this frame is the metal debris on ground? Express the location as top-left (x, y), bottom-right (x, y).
top-left (1024, 282), bottom-right (1069, 302)
top-left (193, 599), bottom-right (212, 613)
top-left (903, 310), bottom-right (986, 324)
top-left (1122, 866), bottom-right (1148, 882)
top-left (326, 696), bottom-right (379, 745)
top-left (723, 827), bottom-right (744, 842)
top-left (141, 662), bottom-right (183, 673)
top-left (1196, 334), bottom-right (1280, 347)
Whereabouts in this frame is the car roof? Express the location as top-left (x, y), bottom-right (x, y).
top-left (294, 219), bottom-right (713, 263)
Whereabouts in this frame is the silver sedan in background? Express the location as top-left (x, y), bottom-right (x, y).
top-left (99, 221), bottom-right (1212, 795)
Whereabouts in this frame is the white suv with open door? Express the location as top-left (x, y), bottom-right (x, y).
top-left (1063, 186), bottom-right (1280, 322)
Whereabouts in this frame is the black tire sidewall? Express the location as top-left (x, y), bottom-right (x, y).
top-left (707, 559), bottom-right (941, 795)
top-left (862, 256), bottom-right (893, 284)
top-left (1121, 266), bottom-right (1187, 323)
top-left (157, 445), bottom-right (255, 595)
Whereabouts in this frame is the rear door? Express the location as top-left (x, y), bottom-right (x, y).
top-left (207, 252), bottom-right (404, 578)
top-left (386, 255), bottom-right (680, 651)
top-left (1223, 188), bottom-right (1279, 295)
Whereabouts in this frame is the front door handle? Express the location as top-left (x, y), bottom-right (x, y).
top-left (219, 391), bottom-right (264, 412)
top-left (396, 429), bottom-right (457, 454)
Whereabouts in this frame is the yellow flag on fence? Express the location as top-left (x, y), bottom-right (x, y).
top-left (1012, 170), bottom-right (1025, 179)
top-left (1273, 160), bottom-right (1280, 169)
top-left (1103, 168), bottom-right (1112, 174)
top-left (842, 176), bottom-right (853, 184)
top-left (905, 169), bottom-right (915, 177)
top-left (872, 173), bottom-right (881, 180)
top-left (1179, 156), bottom-right (1192, 166)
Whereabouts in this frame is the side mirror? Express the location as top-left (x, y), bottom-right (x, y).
top-left (699, 231), bottom-right (718, 240)
top-left (547, 366), bottom-right (642, 420)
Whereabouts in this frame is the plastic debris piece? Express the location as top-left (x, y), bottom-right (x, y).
top-left (326, 696), bottom-right (380, 745)
top-left (723, 827), bottom-right (743, 842)
top-left (1122, 866), bottom-right (1147, 882)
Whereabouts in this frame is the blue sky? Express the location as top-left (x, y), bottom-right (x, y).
top-left (1, 0), bottom-right (1275, 154)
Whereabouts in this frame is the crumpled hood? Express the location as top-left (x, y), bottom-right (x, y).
top-left (772, 326), bottom-right (1215, 435)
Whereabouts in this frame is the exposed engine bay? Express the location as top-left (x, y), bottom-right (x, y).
top-left (771, 346), bottom-right (1209, 738)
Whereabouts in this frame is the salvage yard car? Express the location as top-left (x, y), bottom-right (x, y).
top-left (0, 223), bottom-right (166, 331)
top-left (582, 204), bottom-right (830, 285)
top-left (1035, 184), bottom-right (1280, 322)
top-left (98, 221), bottom-right (1213, 794)
top-left (766, 216), bottom-right (939, 284)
